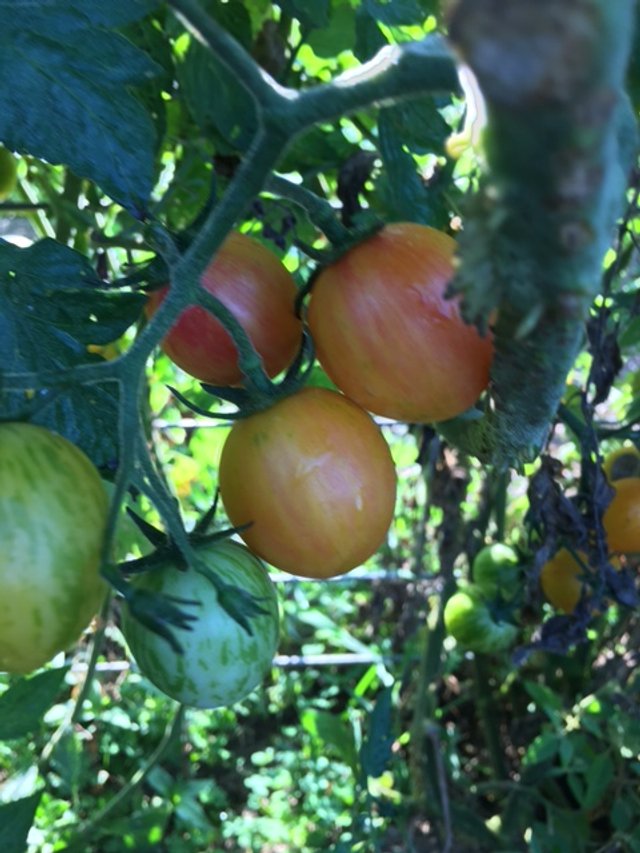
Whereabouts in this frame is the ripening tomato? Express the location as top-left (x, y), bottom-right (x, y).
top-left (218, 387), bottom-right (397, 579)
top-left (604, 478), bottom-right (640, 554)
top-left (602, 444), bottom-right (640, 483)
top-left (0, 423), bottom-right (108, 674)
top-left (540, 547), bottom-right (624, 613)
top-left (540, 548), bottom-right (586, 613)
top-left (121, 539), bottom-right (280, 709)
top-left (146, 231), bottom-right (302, 385)
top-left (307, 223), bottom-right (494, 423)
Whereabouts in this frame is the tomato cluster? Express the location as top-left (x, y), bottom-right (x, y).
top-left (132, 224), bottom-right (486, 703)
top-left (149, 224), bottom-right (491, 581)
top-left (540, 445), bottom-right (640, 614)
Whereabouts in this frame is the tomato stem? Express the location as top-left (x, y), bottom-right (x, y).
top-left (440, 0), bottom-right (637, 468)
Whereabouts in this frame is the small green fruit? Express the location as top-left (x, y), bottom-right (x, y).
top-left (472, 542), bottom-right (520, 600)
top-left (444, 587), bottom-right (518, 654)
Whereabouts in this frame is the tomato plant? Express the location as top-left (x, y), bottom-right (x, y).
top-left (146, 231), bottom-right (303, 385)
top-left (218, 387), bottom-right (397, 579)
top-left (0, 423), bottom-right (108, 674)
top-left (602, 444), bottom-right (640, 482)
top-left (307, 223), bottom-right (494, 423)
top-left (603, 477), bottom-right (640, 554)
top-left (443, 587), bottom-right (518, 654)
top-left (121, 539), bottom-right (280, 709)
top-left (472, 542), bottom-right (520, 600)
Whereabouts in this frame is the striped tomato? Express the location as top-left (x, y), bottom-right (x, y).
top-left (0, 423), bottom-right (108, 674)
top-left (218, 387), bottom-right (397, 579)
top-left (307, 223), bottom-right (493, 423)
top-left (121, 539), bottom-right (279, 709)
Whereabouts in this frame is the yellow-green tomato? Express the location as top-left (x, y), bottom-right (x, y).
top-left (0, 423), bottom-right (108, 674)
top-left (472, 543), bottom-right (520, 600)
top-left (444, 587), bottom-right (518, 654)
top-left (121, 539), bottom-right (280, 709)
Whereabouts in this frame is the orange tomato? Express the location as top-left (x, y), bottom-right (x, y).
top-left (540, 548), bottom-right (623, 613)
top-left (218, 387), bottom-right (397, 579)
top-left (307, 223), bottom-right (493, 423)
top-left (603, 478), bottom-right (640, 554)
top-left (540, 548), bottom-right (586, 613)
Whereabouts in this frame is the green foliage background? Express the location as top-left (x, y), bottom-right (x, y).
top-left (0, 1), bottom-right (639, 851)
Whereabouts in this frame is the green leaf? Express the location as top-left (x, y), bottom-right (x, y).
top-left (523, 680), bottom-right (564, 719)
top-left (359, 688), bottom-right (393, 781)
top-left (377, 108), bottom-right (449, 225)
top-left (206, 0), bottom-right (254, 48)
top-left (301, 709), bottom-right (359, 777)
top-left (383, 96), bottom-right (451, 155)
top-left (582, 752), bottom-right (614, 811)
top-left (177, 39), bottom-right (256, 152)
top-left (0, 239), bottom-right (145, 466)
top-left (363, 0), bottom-right (426, 25)
top-left (522, 731), bottom-right (560, 766)
top-left (0, 1), bottom-right (160, 210)
top-left (618, 315), bottom-right (640, 349)
top-left (354, 8), bottom-right (387, 61)
top-left (279, 126), bottom-right (356, 173)
top-left (611, 796), bottom-right (636, 832)
top-left (0, 794), bottom-right (42, 853)
top-left (280, 0), bottom-right (330, 29)
top-left (50, 730), bottom-right (91, 797)
top-left (449, 802), bottom-right (503, 849)
top-left (306, 2), bottom-right (356, 57)
top-left (0, 668), bottom-right (68, 740)
top-left (4, 0), bottom-right (161, 27)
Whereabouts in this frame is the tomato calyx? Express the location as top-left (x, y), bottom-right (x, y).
top-left (168, 329), bottom-right (315, 420)
top-left (114, 506), bottom-right (271, 650)
top-left (117, 574), bottom-right (200, 655)
top-left (293, 214), bottom-right (386, 313)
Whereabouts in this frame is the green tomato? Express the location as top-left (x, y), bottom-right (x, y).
top-left (444, 587), bottom-right (518, 654)
top-left (472, 543), bottom-right (520, 600)
top-left (121, 539), bottom-right (280, 709)
top-left (0, 423), bottom-right (108, 674)
top-left (0, 146), bottom-right (17, 200)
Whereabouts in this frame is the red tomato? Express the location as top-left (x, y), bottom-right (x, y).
top-left (307, 223), bottom-right (493, 423)
top-left (218, 387), bottom-right (397, 579)
top-left (146, 231), bottom-right (302, 385)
